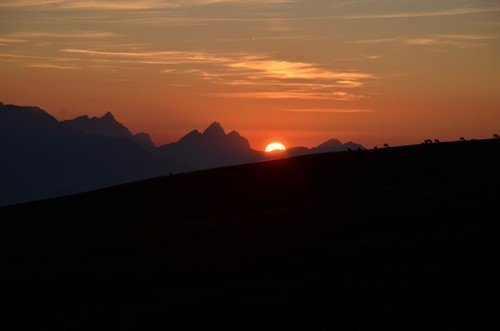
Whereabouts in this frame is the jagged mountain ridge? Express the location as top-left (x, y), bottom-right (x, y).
top-left (0, 102), bottom-right (365, 206)
top-left (0, 103), bottom-right (183, 206)
top-left (159, 121), bottom-right (257, 170)
top-left (62, 112), bottom-right (156, 148)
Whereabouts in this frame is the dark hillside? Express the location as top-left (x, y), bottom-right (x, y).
top-left (2, 139), bottom-right (499, 330)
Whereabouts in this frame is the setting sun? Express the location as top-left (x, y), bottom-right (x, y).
top-left (265, 142), bottom-right (286, 152)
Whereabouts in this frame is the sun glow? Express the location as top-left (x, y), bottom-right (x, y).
top-left (265, 142), bottom-right (286, 152)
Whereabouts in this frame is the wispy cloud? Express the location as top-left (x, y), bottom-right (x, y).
top-left (0, 52), bottom-right (124, 70)
top-left (405, 34), bottom-right (499, 48)
top-left (337, 7), bottom-right (500, 19)
top-left (7, 31), bottom-right (117, 38)
top-left (283, 108), bottom-right (375, 113)
top-left (0, 0), bottom-right (291, 10)
top-left (0, 52), bottom-right (77, 62)
top-left (0, 0), bottom-right (64, 8)
top-left (56, 47), bottom-right (376, 99)
top-left (353, 34), bottom-right (499, 48)
top-left (59, 1), bottom-right (180, 10)
top-left (329, 91), bottom-right (367, 101)
top-left (0, 38), bottom-right (27, 45)
top-left (228, 60), bottom-right (374, 81)
top-left (208, 90), bottom-right (368, 100)
top-left (0, 0), bottom-right (178, 10)
top-left (223, 80), bottom-right (364, 89)
top-left (59, 48), bottom-right (373, 81)
top-left (26, 63), bottom-right (82, 70)
top-left (360, 55), bottom-right (381, 60)
top-left (208, 92), bottom-right (334, 100)
top-left (60, 48), bottom-right (232, 62)
top-left (353, 37), bottom-right (401, 44)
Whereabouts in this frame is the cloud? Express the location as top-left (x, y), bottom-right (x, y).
top-left (59, 1), bottom-right (180, 10)
top-left (209, 90), bottom-right (368, 100)
top-left (353, 38), bottom-right (401, 44)
top-left (3, 0), bottom-right (498, 34)
top-left (404, 34), bottom-right (499, 48)
top-left (60, 48), bottom-right (234, 63)
top-left (283, 108), bottom-right (375, 113)
top-left (7, 32), bottom-right (117, 38)
top-left (5, 40), bottom-right (376, 99)
top-left (0, 38), bottom-right (27, 45)
top-left (56, 47), bottom-right (376, 99)
top-left (360, 55), bottom-right (381, 60)
top-left (181, 0), bottom-right (295, 4)
top-left (329, 92), bottom-right (367, 101)
top-left (228, 60), bottom-right (374, 80)
top-left (26, 63), bottom-right (82, 70)
top-left (223, 80), bottom-right (364, 89)
top-left (0, 0), bottom-right (291, 10)
top-left (60, 48), bottom-right (372, 81)
top-left (336, 80), bottom-right (363, 88)
top-left (0, 0), bottom-right (179, 10)
top-left (0, 52), bottom-right (76, 62)
top-left (337, 7), bottom-right (500, 19)
top-left (438, 34), bottom-right (500, 40)
top-left (208, 92), bottom-right (334, 100)
top-left (0, 0), bottom-right (65, 8)
top-left (354, 34), bottom-right (499, 49)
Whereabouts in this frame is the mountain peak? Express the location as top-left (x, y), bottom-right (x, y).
top-left (101, 111), bottom-right (115, 121)
top-left (203, 121), bottom-right (226, 137)
top-left (311, 138), bottom-right (364, 154)
top-left (0, 103), bottom-right (58, 125)
top-left (132, 132), bottom-right (156, 148)
top-left (62, 111), bottom-right (131, 139)
top-left (227, 130), bottom-right (241, 137)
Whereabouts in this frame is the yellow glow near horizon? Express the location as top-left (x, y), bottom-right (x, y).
top-left (265, 142), bottom-right (286, 152)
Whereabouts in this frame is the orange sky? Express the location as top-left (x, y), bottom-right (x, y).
top-left (1, 0), bottom-right (499, 150)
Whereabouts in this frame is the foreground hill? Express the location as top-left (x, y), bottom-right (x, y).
top-left (2, 139), bottom-right (499, 330)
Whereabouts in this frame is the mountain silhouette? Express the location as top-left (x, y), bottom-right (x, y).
top-left (159, 121), bottom-right (365, 169)
top-left (0, 103), bottom-right (182, 206)
top-left (0, 102), bottom-right (58, 129)
top-left (159, 121), bottom-right (258, 170)
top-left (62, 112), bottom-right (132, 138)
top-left (274, 139), bottom-right (363, 158)
top-left (62, 112), bottom-right (156, 148)
top-left (203, 121), bottom-right (226, 138)
top-left (311, 138), bottom-right (364, 153)
top-left (0, 102), bottom-right (365, 206)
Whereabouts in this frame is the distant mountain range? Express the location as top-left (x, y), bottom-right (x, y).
top-left (0, 102), bottom-right (363, 206)
top-left (62, 112), bottom-right (156, 149)
top-left (159, 122), bottom-right (261, 170)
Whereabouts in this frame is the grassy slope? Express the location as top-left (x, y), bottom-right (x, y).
top-left (2, 139), bottom-right (500, 330)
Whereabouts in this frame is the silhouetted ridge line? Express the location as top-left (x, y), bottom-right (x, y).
top-left (62, 111), bottom-right (132, 139)
top-left (202, 121), bottom-right (226, 137)
top-left (1, 102), bottom-right (365, 206)
top-left (0, 103), bottom-right (183, 206)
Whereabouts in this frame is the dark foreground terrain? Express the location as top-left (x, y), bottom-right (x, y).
top-left (2, 139), bottom-right (499, 330)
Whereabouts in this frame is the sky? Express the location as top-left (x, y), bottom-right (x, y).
top-left (1, 0), bottom-right (499, 150)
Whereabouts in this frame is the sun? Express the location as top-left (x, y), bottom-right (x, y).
top-left (265, 142), bottom-right (286, 152)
